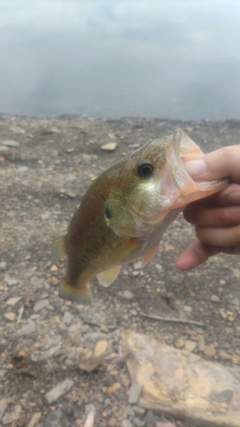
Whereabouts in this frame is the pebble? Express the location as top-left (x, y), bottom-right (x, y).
top-left (2, 404), bottom-right (22, 425)
top-left (128, 383), bottom-right (143, 404)
top-left (17, 165), bottom-right (29, 172)
top-left (0, 262), bottom-right (7, 270)
top-left (203, 345), bottom-right (216, 359)
top-left (0, 145), bottom-right (9, 151)
top-left (34, 298), bottom-right (49, 312)
top-left (0, 399), bottom-right (10, 421)
top-left (183, 305), bottom-right (192, 313)
top-left (45, 379), bottom-right (74, 403)
top-left (123, 290), bottom-right (134, 300)
top-left (125, 405), bottom-right (135, 416)
top-left (94, 340), bottom-right (108, 357)
top-left (62, 311), bottom-right (73, 325)
top-left (0, 370), bottom-right (7, 379)
top-left (27, 412), bottom-right (41, 427)
top-left (101, 142), bottom-right (117, 151)
top-left (122, 420), bottom-right (133, 427)
top-left (2, 139), bottom-right (19, 147)
top-left (6, 296), bottom-right (22, 306)
top-left (210, 294), bottom-right (220, 302)
top-left (5, 277), bottom-right (18, 286)
top-left (184, 340), bottom-right (197, 353)
top-left (174, 338), bottom-right (185, 348)
top-left (5, 312), bottom-right (16, 321)
top-left (44, 409), bottom-right (62, 427)
top-left (21, 319), bottom-right (36, 335)
top-left (219, 350), bottom-right (231, 360)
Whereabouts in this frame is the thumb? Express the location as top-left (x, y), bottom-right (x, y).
top-left (185, 145), bottom-right (240, 184)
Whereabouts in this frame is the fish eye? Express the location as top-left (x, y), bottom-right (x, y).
top-left (137, 160), bottom-right (154, 177)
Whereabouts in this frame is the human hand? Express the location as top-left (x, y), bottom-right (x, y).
top-left (175, 145), bottom-right (240, 271)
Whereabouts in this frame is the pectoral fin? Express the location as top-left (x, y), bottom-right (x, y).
top-left (141, 241), bottom-right (160, 268)
top-left (51, 235), bottom-right (67, 259)
top-left (97, 265), bottom-right (121, 287)
top-left (59, 279), bottom-right (92, 305)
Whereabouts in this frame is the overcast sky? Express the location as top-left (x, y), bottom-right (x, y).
top-left (1, 0), bottom-right (240, 119)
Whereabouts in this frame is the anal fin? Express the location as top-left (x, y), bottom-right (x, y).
top-left (59, 279), bottom-right (92, 305)
top-left (141, 241), bottom-right (160, 268)
top-left (51, 235), bottom-right (67, 259)
top-left (97, 265), bottom-right (121, 287)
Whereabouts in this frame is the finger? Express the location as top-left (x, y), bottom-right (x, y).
top-left (183, 204), bottom-right (240, 227)
top-left (175, 239), bottom-right (240, 271)
top-left (185, 146), bottom-right (240, 183)
top-left (198, 184), bottom-right (240, 207)
top-left (196, 225), bottom-right (240, 246)
top-left (175, 240), bottom-right (219, 271)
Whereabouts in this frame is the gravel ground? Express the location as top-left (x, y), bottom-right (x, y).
top-left (1, 115), bottom-right (240, 427)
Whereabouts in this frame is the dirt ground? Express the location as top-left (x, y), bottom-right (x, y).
top-left (1, 115), bottom-right (240, 427)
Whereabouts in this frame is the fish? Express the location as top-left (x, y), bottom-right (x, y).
top-left (52, 129), bottom-right (228, 304)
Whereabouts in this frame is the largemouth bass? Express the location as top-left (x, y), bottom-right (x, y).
top-left (52, 129), bottom-right (227, 304)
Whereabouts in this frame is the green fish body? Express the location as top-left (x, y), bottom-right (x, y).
top-left (52, 129), bottom-right (228, 304)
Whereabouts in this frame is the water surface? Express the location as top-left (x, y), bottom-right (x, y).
top-left (1, 0), bottom-right (240, 120)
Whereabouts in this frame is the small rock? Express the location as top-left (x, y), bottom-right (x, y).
top-left (128, 383), bottom-right (143, 404)
top-left (17, 165), bottom-right (29, 172)
top-left (101, 142), bottom-right (117, 151)
top-left (123, 290), bottom-right (134, 300)
top-left (82, 153), bottom-right (92, 164)
top-left (2, 139), bottom-right (19, 147)
top-left (2, 404), bottom-right (21, 425)
top-left (0, 399), bottom-right (10, 421)
top-left (44, 409), bottom-right (62, 427)
top-left (184, 340), bottom-right (197, 353)
top-left (122, 420), bottom-right (133, 427)
top-left (0, 370), bottom-right (7, 379)
top-left (183, 305), bottom-right (192, 313)
top-left (45, 379), bottom-right (74, 403)
top-left (5, 277), bottom-right (18, 286)
top-left (107, 383), bottom-right (121, 393)
top-left (210, 294), bottom-right (220, 302)
top-left (34, 299), bottom-right (49, 312)
top-left (198, 335), bottom-right (205, 352)
top-left (27, 412), bottom-right (41, 427)
top-left (68, 321), bottom-right (81, 332)
top-left (0, 145), bottom-right (9, 152)
top-left (174, 338), bottom-right (185, 348)
top-left (203, 345), bottom-right (216, 359)
top-left (62, 311), bottom-right (73, 325)
top-left (0, 262), bottom-right (7, 270)
top-left (156, 422), bottom-right (175, 427)
top-left (6, 296), bottom-right (22, 306)
top-left (132, 417), bottom-right (143, 426)
top-left (109, 417), bottom-right (117, 426)
top-left (94, 340), bottom-right (108, 357)
top-left (125, 405), bottom-right (135, 416)
top-left (5, 312), bottom-right (16, 321)
top-left (41, 211), bottom-right (51, 220)
top-left (133, 261), bottom-right (142, 270)
top-left (21, 319), bottom-right (36, 335)
top-left (132, 406), bottom-right (145, 415)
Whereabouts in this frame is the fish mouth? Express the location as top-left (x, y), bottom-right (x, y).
top-left (163, 128), bottom-right (228, 209)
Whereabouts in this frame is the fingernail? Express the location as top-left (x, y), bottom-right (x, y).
top-left (185, 159), bottom-right (207, 176)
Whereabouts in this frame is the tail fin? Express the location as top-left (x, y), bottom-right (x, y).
top-left (59, 279), bottom-right (92, 305)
